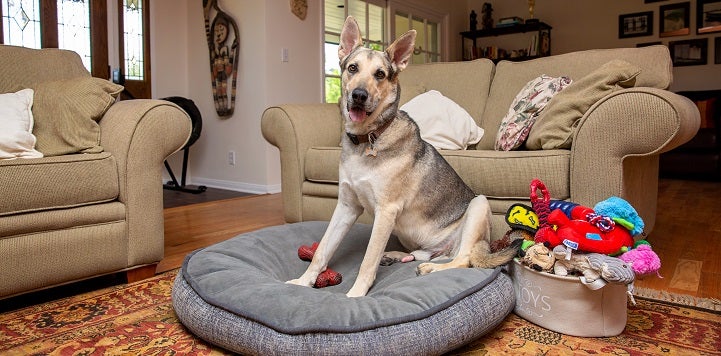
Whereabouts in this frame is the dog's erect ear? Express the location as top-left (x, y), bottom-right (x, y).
top-left (386, 29), bottom-right (417, 72)
top-left (338, 16), bottom-right (363, 61)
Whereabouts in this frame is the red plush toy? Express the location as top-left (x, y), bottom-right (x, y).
top-left (530, 178), bottom-right (634, 255)
top-left (297, 242), bottom-right (343, 288)
top-left (537, 209), bottom-right (634, 255)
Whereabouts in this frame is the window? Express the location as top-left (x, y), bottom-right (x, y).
top-left (0, 0), bottom-right (151, 97)
top-left (1, 0), bottom-right (108, 79)
top-left (324, 0), bottom-right (386, 103)
top-left (118, 0), bottom-right (150, 98)
top-left (1, 0), bottom-right (42, 48)
top-left (323, 0), bottom-right (445, 103)
top-left (393, 11), bottom-right (442, 64)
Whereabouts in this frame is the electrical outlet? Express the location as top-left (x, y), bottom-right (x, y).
top-left (281, 48), bottom-right (289, 63)
top-left (227, 151), bottom-right (236, 166)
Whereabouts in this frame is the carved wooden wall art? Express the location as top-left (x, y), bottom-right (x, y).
top-left (203, 0), bottom-right (240, 117)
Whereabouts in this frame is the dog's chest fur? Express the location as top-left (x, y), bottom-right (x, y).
top-left (339, 115), bottom-right (472, 253)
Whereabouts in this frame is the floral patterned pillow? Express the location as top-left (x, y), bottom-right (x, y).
top-left (495, 75), bottom-right (572, 151)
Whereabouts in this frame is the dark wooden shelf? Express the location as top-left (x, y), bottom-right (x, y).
top-left (461, 22), bottom-right (552, 38)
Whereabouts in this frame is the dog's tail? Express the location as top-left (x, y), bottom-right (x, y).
top-left (470, 238), bottom-right (523, 269)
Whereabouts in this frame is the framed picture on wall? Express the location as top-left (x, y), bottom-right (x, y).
top-left (716, 37), bottom-right (721, 64)
top-left (669, 38), bottom-right (708, 66)
top-left (697, 0), bottom-right (721, 34)
top-left (660, 2), bottom-right (691, 37)
top-left (619, 12), bottom-right (654, 38)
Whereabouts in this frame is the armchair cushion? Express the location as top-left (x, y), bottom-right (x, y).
top-left (30, 77), bottom-right (123, 156)
top-left (526, 60), bottom-right (641, 150)
top-left (0, 89), bottom-right (43, 160)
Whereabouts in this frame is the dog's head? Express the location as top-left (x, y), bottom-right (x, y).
top-left (338, 16), bottom-right (416, 134)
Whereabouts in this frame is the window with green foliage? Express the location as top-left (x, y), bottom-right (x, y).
top-left (323, 0), bottom-right (444, 103)
top-left (323, 0), bottom-right (386, 103)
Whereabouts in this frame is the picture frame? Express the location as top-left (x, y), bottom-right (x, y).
top-left (660, 2), bottom-right (691, 37)
top-left (669, 38), bottom-right (708, 66)
top-left (637, 41), bottom-right (662, 47)
top-left (619, 12), bottom-right (654, 38)
top-left (697, 0), bottom-right (721, 34)
top-left (715, 37), bottom-right (721, 64)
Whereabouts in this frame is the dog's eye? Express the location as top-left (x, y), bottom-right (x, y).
top-left (374, 70), bottom-right (386, 80)
top-left (348, 64), bottom-right (358, 73)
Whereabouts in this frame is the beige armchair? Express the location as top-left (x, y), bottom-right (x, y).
top-left (0, 45), bottom-right (191, 299)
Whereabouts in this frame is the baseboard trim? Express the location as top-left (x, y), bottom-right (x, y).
top-left (161, 175), bottom-right (281, 194)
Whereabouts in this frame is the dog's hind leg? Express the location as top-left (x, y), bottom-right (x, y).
top-left (416, 195), bottom-right (492, 275)
top-left (287, 200), bottom-right (362, 288)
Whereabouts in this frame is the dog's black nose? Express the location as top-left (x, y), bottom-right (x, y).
top-left (351, 88), bottom-right (368, 103)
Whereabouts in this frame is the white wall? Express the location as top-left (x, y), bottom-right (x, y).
top-left (151, 0), bottom-right (721, 194)
top-left (153, 0), bottom-right (321, 193)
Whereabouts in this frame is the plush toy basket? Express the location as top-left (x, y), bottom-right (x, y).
top-left (509, 259), bottom-right (628, 337)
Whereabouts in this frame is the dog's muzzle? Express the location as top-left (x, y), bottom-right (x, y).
top-left (348, 88), bottom-right (371, 122)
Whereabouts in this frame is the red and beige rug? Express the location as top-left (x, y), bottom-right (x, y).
top-left (1, 270), bottom-right (719, 355)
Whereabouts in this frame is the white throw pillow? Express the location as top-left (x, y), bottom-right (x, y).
top-left (400, 90), bottom-right (484, 150)
top-left (0, 89), bottom-right (43, 160)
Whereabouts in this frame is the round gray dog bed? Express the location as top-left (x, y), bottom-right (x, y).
top-left (172, 221), bottom-right (515, 355)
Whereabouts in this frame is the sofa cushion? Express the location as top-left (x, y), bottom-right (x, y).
top-left (0, 152), bottom-right (119, 216)
top-left (495, 75), bottom-right (572, 151)
top-left (0, 89), bottom-right (43, 160)
top-left (525, 60), bottom-right (641, 150)
top-left (400, 90), bottom-right (484, 150)
top-left (304, 146), bottom-right (570, 201)
top-left (30, 77), bottom-right (123, 156)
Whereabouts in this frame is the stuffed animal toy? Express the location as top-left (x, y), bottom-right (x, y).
top-left (594, 196), bottom-right (645, 237)
top-left (552, 245), bottom-right (635, 286)
top-left (619, 242), bottom-right (661, 278)
top-left (506, 203), bottom-right (540, 233)
top-left (537, 208), bottom-right (635, 255)
top-left (519, 242), bottom-right (555, 272)
top-left (553, 245), bottom-right (637, 304)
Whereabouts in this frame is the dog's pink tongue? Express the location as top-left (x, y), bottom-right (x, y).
top-left (349, 108), bottom-right (367, 122)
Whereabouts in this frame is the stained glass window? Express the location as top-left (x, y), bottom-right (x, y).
top-left (123, 0), bottom-right (144, 80)
top-left (1, 0), bottom-right (41, 48)
top-left (57, 0), bottom-right (91, 71)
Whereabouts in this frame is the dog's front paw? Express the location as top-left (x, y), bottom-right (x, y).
top-left (416, 262), bottom-right (439, 276)
top-left (286, 278), bottom-right (313, 287)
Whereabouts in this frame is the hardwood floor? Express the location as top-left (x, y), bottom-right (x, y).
top-left (160, 179), bottom-right (721, 300)
top-left (159, 193), bottom-right (285, 273)
top-left (634, 178), bottom-right (721, 300)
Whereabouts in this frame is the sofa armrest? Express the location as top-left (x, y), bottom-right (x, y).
top-left (570, 88), bottom-right (700, 231)
top-left (99, 99), bottom-right (191, 266)
top-left (261, 104), bottom-right (342, 222)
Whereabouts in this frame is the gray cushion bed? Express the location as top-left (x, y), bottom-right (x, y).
top-left (172, 221), bottom-right (515, 355)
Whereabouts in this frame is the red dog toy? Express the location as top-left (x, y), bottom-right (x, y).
top-left (530, 179), bottom-right (634, 255)
top-left (297, 242), bottom-right (343, 288)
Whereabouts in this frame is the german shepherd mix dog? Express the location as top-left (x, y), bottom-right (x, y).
top-left (288, 16), bottom-right (520, 297)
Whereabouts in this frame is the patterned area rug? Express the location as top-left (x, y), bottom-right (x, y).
top-left (1, 270), bottom-right (720, 355)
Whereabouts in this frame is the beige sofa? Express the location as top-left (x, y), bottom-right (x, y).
top-left (262, 46), bottom-right (699, 241)
top-left (0, 45), bottom-right (191, 299)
